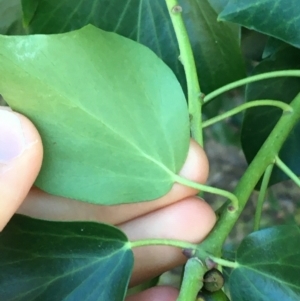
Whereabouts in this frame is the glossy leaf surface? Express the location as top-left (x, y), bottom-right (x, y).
top-left (229, 225), bottom-right (300, 301)
top-left (241, 47), bottom-right (300, 187)
top-left (0, 25), bottom-right (189, 204)
top-left (262, 37), bottom-right (289, 59)
top-left (219, 0), bottom-right (300, 48)
top-left (21, 0), bottom-right (245, 94)
top-left (0, 215), bottom-right (133, 301)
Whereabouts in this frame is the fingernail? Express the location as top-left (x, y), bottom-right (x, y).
top-left (0, 109), bottom-right (26, 166)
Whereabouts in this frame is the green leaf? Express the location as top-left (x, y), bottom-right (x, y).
top-left (0, 214), bottom-right (133, 301)
top-left (182, 0), bottom-right (245, 94)
top-left (22, 0), bottom-right (39, 27)
top-left (0, 0), bottom-right (25, 35)
top-left (207, 0), bottom-right (229, 14)
top-left (241, 46), bottom-right (300, 187)
top-left (21, 0), bottom-right (245, 94)
top-left (229, 225), bottom-right (300, 301)
top-left (0, 25), bottom-right (189, 205)
top-left (219, 0), bottom-right (300, 48)
top-left (262, 37), bottom-right (289, 59)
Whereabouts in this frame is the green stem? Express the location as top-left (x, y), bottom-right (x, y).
top-left (202, 100), bottom-right (293, 128)
top-left (176, 257), bottom-right (205, 301)
top-left (203, 70), bottom-right (300, 104)
top-left (254, 163), bottom-right (274, 231)
top-left (130, 239), bottom-right (196, 250)
top-left (165, 0), bottom-right (203, 146)
top-left (275, 156), bottom-right (300, 187)
top-left (173, 174), bottom-right (239, 209)
top-left (208, 256), bottom-right (238, 269)
top-left (198, 93), bottom-right (300, 256)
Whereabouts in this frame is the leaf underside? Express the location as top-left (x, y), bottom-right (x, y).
top-left (0, 214), bottom-right (133, 301)
top-left (0, 25), bottom-right (190, 205)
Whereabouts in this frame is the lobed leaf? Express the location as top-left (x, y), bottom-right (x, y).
top-left (219, 0), bottom-right (300, 48)
top-left (21, 0), bottom-right (245, 94)
top-left (241, 46), bottom-right (300, 187)
top-left (0, 214), bottom-right (133, 301)
top-left (229, 225), bottom-right (300, 301)
top-left (0, 25), bottom-right (189, 205)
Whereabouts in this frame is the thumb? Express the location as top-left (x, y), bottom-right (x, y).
top-left (0, 107), bottom-right (43, 231)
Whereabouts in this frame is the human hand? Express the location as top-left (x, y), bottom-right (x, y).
top-left (0, 107), bottom-right (216, 300)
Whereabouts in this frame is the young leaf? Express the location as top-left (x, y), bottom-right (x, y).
top-left (219, 0), bottom-right (300, 48)
top-left (21, 0), bottom-right (245, 94)
top-left (241, 46), bottom-right (300, 187)
top-left (0, 25), bottom-right (189, 205)
top-left (0, 214), bottom-right (134, 301)
top-left (229, 225), bottom-right (300, 301)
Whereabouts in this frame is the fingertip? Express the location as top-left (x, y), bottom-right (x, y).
top-left (178, 139), bottom-right (209, 191)
top-left (162, 139), bottom-right (209, 204)
top-left (0, 109), bottom-right (43, 230)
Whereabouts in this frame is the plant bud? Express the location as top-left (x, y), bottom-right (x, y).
top-left (203, 268), bottom-right (224, 292)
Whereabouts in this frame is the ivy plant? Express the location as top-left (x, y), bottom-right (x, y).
top-left (0, 0), bottom-right (300, 300)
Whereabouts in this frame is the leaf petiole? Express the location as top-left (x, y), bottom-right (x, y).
top-left (254, 163), bottom-right (274, 231)
top-left (203, 70), bottom-right (300, 104)
top-left (202, 100), bottom-right (293, 128)
top-left (275, 156), bottom-right (300, 187)
top-left (130, 239), bottom-right (196, 250)
top-left (173, 175), bottom-right (239, 210)
top-left (208, 256), bottom-right (238, 269)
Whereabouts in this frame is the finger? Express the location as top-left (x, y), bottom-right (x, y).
top-left (18, 139), bottom-right (209, 224)
top-left (119, 197), bottom-right (216, 286)
top-left (0, 108), bottom-right (43, 231)
top-left (126, 286), bottom-right (178, 301)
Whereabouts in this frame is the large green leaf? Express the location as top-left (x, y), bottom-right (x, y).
top-left (0, 0), bottom-right (24, 35)
top-left (0, 214), bottom-right (133, 301)
top-left (241, 46), bottom-right (300, 187)
top-left (219, 0), bottom-right (300, 48)
top-left (21, 0), bottom-right (245, 94)
top-left (229, 225), bottom-right (300, 301)
top-left (0, 25), bottom-right (189, 205)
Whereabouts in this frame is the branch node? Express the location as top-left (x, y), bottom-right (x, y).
top-left (227, 205), bottom-right (237, 212)
top-left (205, 257), bottom-right (218, 269)
top-left (171, 5), bottom-right (183, 14)
top-left (183, 248), bottom-right (196, 258)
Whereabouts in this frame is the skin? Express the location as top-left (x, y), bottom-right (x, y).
top-left (0, 107), bottom-right (216, 300)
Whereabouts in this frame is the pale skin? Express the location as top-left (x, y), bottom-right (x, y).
top-left (0, 107), bottom-right (216, 300)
